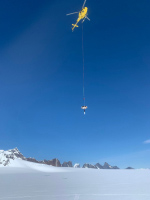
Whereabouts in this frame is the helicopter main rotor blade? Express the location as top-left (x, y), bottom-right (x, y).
top-left (82, 0), bottom-right (87, 8)
top-left (66, 12), bottom-right (78, 16)
top-left (86, 16), bottom-right (90, 21)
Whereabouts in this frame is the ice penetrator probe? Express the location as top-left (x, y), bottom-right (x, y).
top-left (81, 106), bottom-right (88, 115)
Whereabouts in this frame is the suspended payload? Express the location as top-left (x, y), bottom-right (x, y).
top-left (81, 106), bottom-right (88, 115)
top-left (66, 0), bottom-right (90, 31)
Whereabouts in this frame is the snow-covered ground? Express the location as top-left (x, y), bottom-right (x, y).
top-left (0, 160), bottom-right (150, 200)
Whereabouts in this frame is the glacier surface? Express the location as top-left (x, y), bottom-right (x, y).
top-left (0, 159), bottom-right (150, 200)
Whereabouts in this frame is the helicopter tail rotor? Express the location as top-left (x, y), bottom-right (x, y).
top-left (72, 24), bottom-right (79, 31)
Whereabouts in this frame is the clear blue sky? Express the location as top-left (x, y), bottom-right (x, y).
top-left (0, 0), bottom-right (150, 168)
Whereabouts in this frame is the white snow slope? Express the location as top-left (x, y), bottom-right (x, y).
top-left (0, 159), bottom-right (150, 200)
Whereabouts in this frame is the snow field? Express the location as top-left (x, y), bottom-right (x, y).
top-left (0, 166), bottom-right (150, 200)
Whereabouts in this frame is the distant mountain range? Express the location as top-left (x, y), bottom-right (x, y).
top-left (83, 162), bottom-right (119, 169)
top-left (0, 148), bottom-right (134, 169)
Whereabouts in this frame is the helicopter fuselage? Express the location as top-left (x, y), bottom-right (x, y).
top-left (72, 7), bottom-right (88, 31)
top-left (78, 7), bottom-right (88, 20)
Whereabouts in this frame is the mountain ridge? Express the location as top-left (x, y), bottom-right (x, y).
top-left (0, 148), bottom-right (132, 169)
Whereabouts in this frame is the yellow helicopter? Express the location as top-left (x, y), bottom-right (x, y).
top-left (66, 0), bottom-right (90, 31)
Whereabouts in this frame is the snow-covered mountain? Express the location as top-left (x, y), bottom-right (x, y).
top-left (0, 148), bottom-right (130, 169)
top-left (0, 148), bottom-right (68, 173)
top-left (0, 148), bottom-right (76, 169)
top-left (0, 148), bottom-right (67, 168)
top-left (74, 163), bottom-right (80, 168)
top-left (0, 148), bottom-right (25, 166)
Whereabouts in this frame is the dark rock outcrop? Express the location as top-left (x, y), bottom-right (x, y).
top-left (126, 167), bottom-right (134, 169)
top-left (26, 157), bottom-right (39, 163)
top-left (103, 162), bottom-right (119, 169)
top-left (82, 162), bottom-right (120, 169)
top-left (95, 163), bottom-right (103, 169)
top-left (62, 161), bottom-right (73, 167)
top-left (103, 162), bottom-right (112, 169)
top-left (44, 159), bottom-right (61, 167)
top-left (82, 164), bottom-right (97, 169)
top-left (112, 166), bottom-right (119, 169)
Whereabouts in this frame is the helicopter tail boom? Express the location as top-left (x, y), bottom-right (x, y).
top-left (72, 24), bottom-right (79, 31)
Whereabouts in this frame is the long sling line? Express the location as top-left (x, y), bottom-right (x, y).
top-left (82, 23), bottom-right (85, 106)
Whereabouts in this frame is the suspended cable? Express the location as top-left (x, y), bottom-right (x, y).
top-left (82, 23), bottom-right (85, 106)
top-left (81, 23), bottom-right (88, 115)
top-left (67, 0), bottom-right (89, 114)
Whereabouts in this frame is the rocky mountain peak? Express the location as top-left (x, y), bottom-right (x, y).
top-left (103, 162), bottom-right (112, 169)
top-left (95, 163), bottom-right (103, 169)
top-left (126, 167), bottom-right (134, 169)
top-left (0, 148), bottom-right (124, 169)
top-left (7, 148), bottom-right (25, 160)
top-left (83, 163), bottom-right (97, 169)
top-left (62, 161), bottom-right (73, 167)
top-left (43, 158), bottom-right (61, 167)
